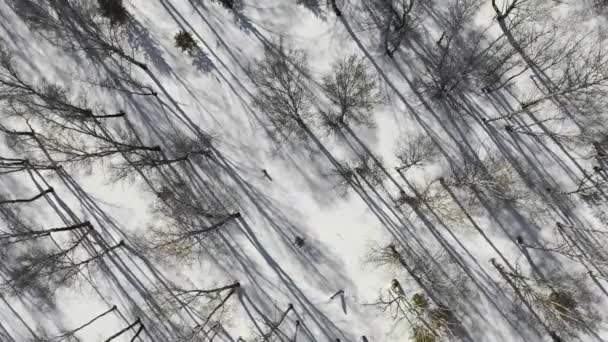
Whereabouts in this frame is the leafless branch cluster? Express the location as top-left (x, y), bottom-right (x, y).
top-left (518, 222), bottom-right (608, 272)
top-left (326, 154), bottom-right (386, 196)
top-left (394, 135), bottom-right (439, 172)
top-left (414, 0), bottom-right (525, 100)
top-left (366, 243), bottom-right (471, 304)
top-left (152, 281), bottom-right (240, 341)
top-left (321, 54), bottom-right (381, 134)
top-left (1, 225), bottom-right (123, 304)
top-left (7, 0), bottom-right (147, 70)
top-left (250, 42), bottom-right (314, 147)
top-left (144, 182), bottom-right (240, 260)
top-left (491, 259), bottom-right (601, 339)
top-left (394, 179), bottom-right (464, 224)
top-left (368, 278), bottom-right (460, 342)
top-left (0, 45), bottom-right (126, 120)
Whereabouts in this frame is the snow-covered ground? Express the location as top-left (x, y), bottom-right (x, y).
top-left (1, 0), bottom-right (608, 341)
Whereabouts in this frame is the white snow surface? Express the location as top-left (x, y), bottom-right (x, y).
top-left (0, 0), bottom-right (607, 341)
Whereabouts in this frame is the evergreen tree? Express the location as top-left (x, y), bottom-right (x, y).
top-left (98, 0), bottom-right (129, 25)
top-left (174, 30), bottom-right (197, 53)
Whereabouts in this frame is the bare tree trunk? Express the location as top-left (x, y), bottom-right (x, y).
top-left (329, 0), bottom-right (342, 16)
top-left (0, 187), bottom-right (54, 205)
top-left (43, 305), bottom-right (117, 341)
top-left (491, 0), bottom-right (545, 80)
top-left (183, 212), bottom-right (241, 237)
top-left (104, 318), bottom-right (141, 342)
top-left (129, 323), bottom-right (145, 342)
top-left (0, 221), bottom-right (91, 242)
top-left (200, 286), bottom-right (239, 328)
top-left (261, 304), bottom-right (294, 342)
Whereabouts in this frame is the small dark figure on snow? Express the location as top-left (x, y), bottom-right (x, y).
top-left (262, 169), bottom-right (273, 181)
top-left (294, 236), bottom-right (305, 248)
top-left (515, 235), bottom-right (524, 245)
top-left (505, 125), bottom-right (514, 133)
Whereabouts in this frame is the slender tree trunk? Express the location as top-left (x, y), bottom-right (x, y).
top-left (70, 241), bottom-right (124, 270)
top-left (59, 306), bottom-right (117, 339)
top-left (293, 320), bottom-right (300, 342)
top-left (104, 318), bottom-right (141, 342)
top-left (179, 282), bottom-right (241, 296)
top-left (192, 286), bottom-right (240, 337)
top-left (0, 221), bottom-right (91, 240)
top-left (108, 45), bottom-right (149, 71)
top-left (185, 212), bottom-right (241, 236)
top-left (261, 304), bottom-right (294, 342)
top-left (0, 187), bottom-right (54, 205)
top-left (129, 323), bottom-right (144, 342)
top-left (492, 1), bottom-right (545, 80)
top-left (92, 111), bottom-right (126, 119)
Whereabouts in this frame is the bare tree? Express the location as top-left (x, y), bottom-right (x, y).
top-left (0, 156), bottom-right (58, 175)
top-left (326, 155), bottom-right (386, 196)
top-left (154, 282), bottom-right (240, 341)
top-left (321, 55), bottom-right (381, 134)
top-left (32, 305), bottom-right (117, 342)
top-left (367, 279), bottom-right (460, 342)
top-left (394, 135), bottom-right (439, 172)
top-left (414, 0), bottom-right (524, 100)
top-left (250, 42), bottom-right (314, 147)
top-left (366, 243), bottom-right (471, 304)
top-left (8, 0), bottom-right (148, 70)
top-left (517, 222), bottom-right (608, 271)
top-left (0, 221), bottom-right (91, 247)
top-left (0, 46), bottom-right (126, 121)
top-left (442, 154), bottom-right (548, 222)
top-left (103, 318), bottom-right (143, 342)
top-left (381, 0), bottom-right (417, 57)
top-left (483, 30), bottom-right (608, 124)
top-left (259, 304), bottom-right (294, 342)
top-left (394, 178), bottom-right (464, 224)
top-left (145, 183), bottom-right (240, 260)
top-left (2, 232), bottom-right (124, 298)
top-left (0, 115), bottom-right (161, 173)
top-left (491, 259), bottom-right (601, 339)
top-left (111, 132), bottom-right (214, 181)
